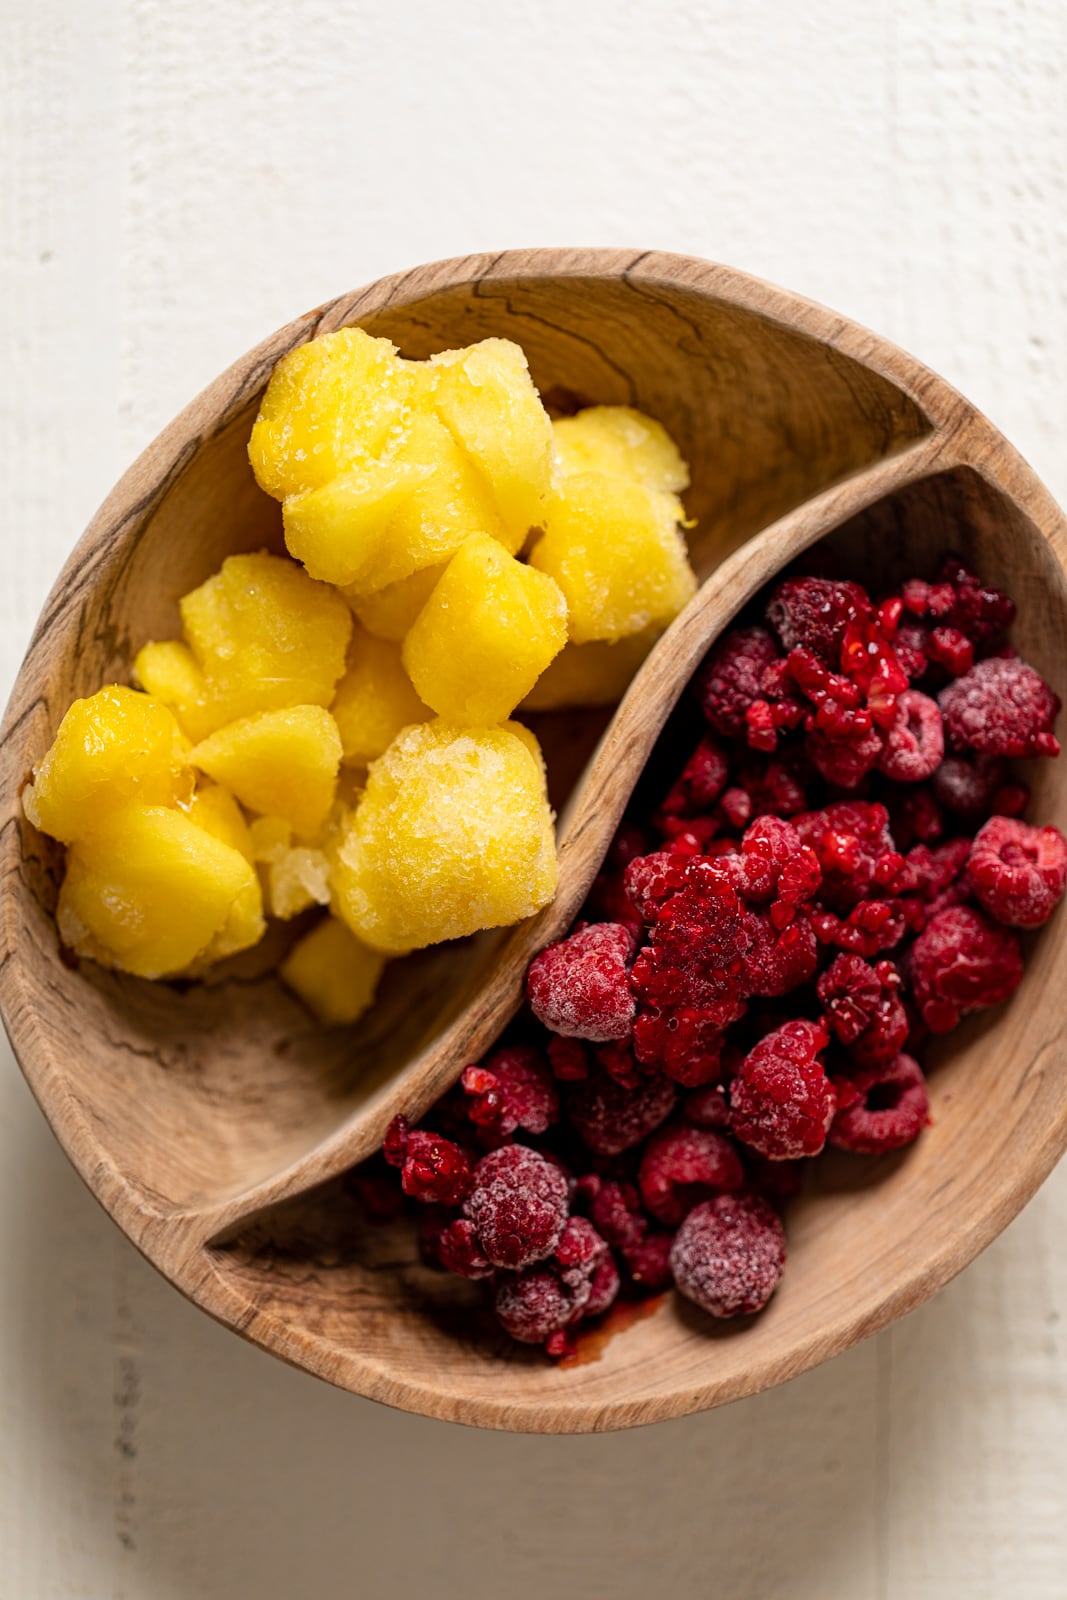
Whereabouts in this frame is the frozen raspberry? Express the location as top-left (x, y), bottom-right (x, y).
top-left (795, 801), bottom-right (902, 909)
top-left (807, 723), bottom-right (885, 789)
top-left (766, 577), bottom-right (872, 663)
top-left (937, 556), bottom-right (1016, 645)
top-left (591, 1038), bottom-right (642, 1089)
top-left (381, 1118), bottom-right (473, 1206)
top-left (565, 1067), bottom-right (677, 1156)
top-left (464, 1145), bottom-right (569, 1269)
top-left (738, 816), bottom-right (814, 903)
top-left (495, 1266), bottom-right (586, 1345)
top-left (829, 1053), bottom-right (929, 1154)
top-left (967, 816), bottom-right (1067, 928)
top-left (585, 1251), bottom-right (622, 1317)
top-left (460, 1045), bottom-right (559, 1139)
top-left (931, 753), bottom-right (1007, 820)
top-left (719, 786), bottom-right (755, 829)
top-left (909, 905), bottom-right (1023, 1033)
top-left (683, 1083), bottom-right (731, 1129)
top-left (526, 922), bottom-right (635, 1042)
top-left (745, 756), bottom-right (810, 818)
top-left (939, 656), bottom-right (1060, 758)
top-left (743, 912), bottom-right (818, 998)
top-left (638, 1123), bottom-right (745, 1225)
top-left (817, 953), bottom-right (909, 1068)
top-left (886, 785), bottom-right (944, 850)
top-left (546, 1036), bottom-right (590, 1081)
top-left (895, 838), bottom-right (972, 901)
top-left (670, 1193), bottom-right (786, 1318)
top-left (729, 1020), bottom-right (835, 1159)
top-left (658, 734), bottom-right (731, 817)
top-left (696, 626), bottom-right (782, 738)
top-left (589, 1179), bottom-right (646, 1251)
top-left (894, 621), bottom-right (930, 679)
top-left (632, 1002), bottom-right (734, 1085)
top-left (630, 859), bottom-right (752, 1009)
top-left (625, 1230), bottom-right (675, 1292)
top-left (436, 1217), bottom-right (495, 1279)
top-left (925, 626), bottom-right (974, 677)
top-left (624, 851), bottom-right (690, 923)
top-left (660, 815), bottom-right (722, 856)
top-left (877, 690), bottom-right (945, 782)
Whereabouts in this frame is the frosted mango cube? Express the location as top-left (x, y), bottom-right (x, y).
top-left (429, 339), bottom-right (552, 547)
top-left (331, 630), bottom-right (431, 766)
top-left (191, 705), bottom-right (341, 840)
top-left (402, 534), bottom-right (567, 724)
top-left (551, 406), bottom-right (689, 494)
top-left (282, 457), bottom-right (434, 589)
top-left (529, 473), bottom-right (696, 644)
top-left (24, 686), bottom-right (191, 846)
top-left (269, 847), bottom-right (331, 919)
top-left (133, 639), bottom-right (216, 743)
top-left (186, 782), bottom-right (254, 860)
top-left (347, 564), bottom-right (444, 642)
top-left (57, 805), bottom-right (264, 979)
top-left (521, 628), bottom-right (659, 711)
top-left (332, 721), bottom-right (557, 953)
top-left (280, 916), bottom-right (386, 1027)
top-left (248, 327), bottom-right (414, 499)
top-left (179, 551), bottom-right (351, 729)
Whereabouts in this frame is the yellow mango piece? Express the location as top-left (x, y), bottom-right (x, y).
top-left (57, 805), bottom-right (264, 979)
top-left (180, 551), bottom-right (351, 727)
top-left (280, 916), bottom-right (386, 1027)
top-left (267, 846), bottom-right (331, 919)
top-left (248, 327), bottom-right (414, 499)
top-left (185, 782), bottom-right (254, 861)
top-left (402, 534), bottom-right (567, 724)
top-left (282, 457), bottom-right (434, 589)
top-left (521, 628), bottom-right (660, 710)
top-left (529, 472), bottom-right (697, 644)
top-left (24, 686), bottom-right (191, 846)
top-left (331, 630), bottom-right (431, 766)
top-left (429, 339), bottom-right (552, 547)
top-left (189, 874), bottom-right (269, 970)
top-left (191, 706), bottom-right (342, 840)
top-left (347, 564), bottom-right (444, 642)
top-left (551, 406), bottom-right (689, 494)
top-left (133, 639), bottom-right (217, 743)
top-left (332, 720), bottom-right (557, 954)
top-left (248, 814), bottom-right (293, 862)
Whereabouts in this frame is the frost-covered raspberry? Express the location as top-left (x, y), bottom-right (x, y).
top-left (909, 905), bottom-right (1023, 1033)
top-left (637, 1123), bottom-right (745, 1225)
top-left (743, 912), bottom-right (819, 998)
top-left (624, 851), bottom-right (690, 923)
top-left (766, 577), bottom-right (872, 663)
top-left (495, 1266), bottom-right (583, 1345)
top-left (682, 1083), bottom-right (731, 1128)
top-left (526, 922), bottom-right (635, 1041)
top-left (436, 1217), bottom-right (494, 1279)
top-left (967, 816), bottom-right (1067, 929)
top-left (464, 1145), bottom-right (569, 1269)
top-left (729, 1020), bottom-right (835, 1159)
top-left (565, 1067), bottom-right (677, 1156)
top-left (817, 953), bottom-right (909, 1067)
top-left (696, 626), bottom-right (782, 738)
top-left (382, 1117), bottom-right (473, 1205)
top-left (939, 656), bottom-right (1060, 758)
top-left (829, 1053), bottom-right (929, 1154)
top-left (670, 1193), bottom-right (786, 1317)
top-left (807, 723), bottom-right (885, 789)
top-left (795, 800), bottom-right (902, 909)
top-left (460, 1045), bottom-right (559, 1140)
top-left (658, 734), bottom-right (731, 817)
top-left (877, 690), bottom-right (945, 782)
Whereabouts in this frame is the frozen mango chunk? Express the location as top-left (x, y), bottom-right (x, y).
top-left (191, 705), bottom-right (341, 840)
top-left (24, 686), bottom-right (192, 846)
top-left (133, 640), bottom-right (216, 743)
top-left (529, 473), bottom-right (696, 644)
top-left (57, 805), bottom-right (264, 979)
top-left (552, 406), bottom-right (689, 494)
top-left (347, 564), bottom-right (444, 642)
top-left (185, 782), bottom-right (254, 860)
top-left (179, 551), bottom-right (351, 729)
top-left (429, 339), bottom-right (552, 548)
top-left (402, 534), bottom-right (567, 723)
top-left (332, 721), bottom-right (557, 953)
top-left (248, 817), bottom-right (331, 918)
top-left (331, 630), bottom-right (431, 766)
top-left (248, 327), bottom-right (414, 499)
top-left (521, 628), bottom-right (659, 711)
top-left (280, 916), bottom-right (386, 1026)
top-left (282, 457), bottom-right (434, 589)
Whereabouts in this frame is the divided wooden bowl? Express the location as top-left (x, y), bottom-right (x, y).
top-left (3, 249), bottom-right (1067, 1433)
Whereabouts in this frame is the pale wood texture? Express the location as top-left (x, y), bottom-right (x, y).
top-left (3, 0), bottom-right (1067, 1591)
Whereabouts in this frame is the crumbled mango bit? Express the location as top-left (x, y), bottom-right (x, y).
top-left (332, 720), bottom-right (558, 954)
top-left (521, 628), bottom-right (660, 711)
top-left (529, 472), bottom-right (696, 644)
top-left (402, 533), bottom-right (567, 724)
top-left (331, 630), bottom-right (432, 766)
top-left (191, 705), bottom-right (342, 840)
top-left (280, 916), bottom-right (386, 1026)
top-left (551, 405), bottom-right (689, 494)
top-left (347, 564), bottom-right (444, 642)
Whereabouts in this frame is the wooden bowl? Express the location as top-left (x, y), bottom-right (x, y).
top-left (3, 249), bottom-right (1067, 1433)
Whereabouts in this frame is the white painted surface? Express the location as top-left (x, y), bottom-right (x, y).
top-left (2, 1), bottom-right (1066, 1593)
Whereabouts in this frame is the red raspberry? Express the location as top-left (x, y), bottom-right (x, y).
top-left (967, 816), bottom-right (1067, 928)
top-left (807, 723), bottom-right (885, 789)
top-left (939, 656), bottom-right (1060, 758)
top-left (719, 786), bottom-right (755, 829)
top-left (925, 626), bottom-right (974, 677)
top-left (630, 859), bottom-right (752, 1009)
top-left (766, 577), bottom-right (872, 663)
top-left (885, 785), bottom-right (945, 850)
top-left (682, 1083), bottom-right (731, 1129)
top-left (670, 1193), bottom-right (786, 1317)
top-left (695, 626), bottom-right (782, 738)
top-left (624, 851), bottom-right (691, 923)
top-left (738, 815), bottom-right (814, 903)
top-left (626, 1231), bottom-right (676, 1292)
top-left (547, 1035), bottom-right (590, 1080)
top-left (817, 953), bottom-right (908, 1067)
top-left (909, 905), bottom-right (1023, 1033)
top-left (829, 1053), bottom-right (929, 1154)
top-left (743, 912), bottom-right (819, 998)
top-left (657, 734), bottom-right (731, 817)
top-left (937, 556), bottom-right (1016, 645)
top-left (745, 756), bottom-right (811, 818)
top-left (460, 1045), bottom-right (559, 1140)
top-left (931, 753), bottom-right (1007, 820)
top-left (585, 1251), bottom-right (622, 1317)
top-left (526, 922), bottom-right (635, 1042)
top-left (381, 1118), bottom-right (473, 1206)
top-left (565, 1067), bottom-right (677, 1156)
top-left (729, 1020), bottom-right (835, 1159)
top-left (877, 689), bottom-right (945, 782)
top-left (895, 838), bottom-right (972, 901)
top-left (436, 1217), bottom-right (495, 1279)
top-left (632, 1002), bottom-right (734, 1086)
top-left (894, 621), bottom-right (931, 679)
top-left (589, 1179), bottom-right (646, 1252)
top-left (638, 1123), bottom-right (745, 1225)
top-left (795, 801), bottom-right (901, 909)
top-left (495, 1265), bottom-right (585, 1345)
top-left (464, 1145), bottom-right (569, 1269)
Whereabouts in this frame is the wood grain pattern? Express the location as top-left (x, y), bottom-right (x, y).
top-left (2, 248), bottom-right (1066, 1433)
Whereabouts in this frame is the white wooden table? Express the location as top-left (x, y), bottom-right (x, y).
top-left (3, 2), bottom-right (1066, 1593)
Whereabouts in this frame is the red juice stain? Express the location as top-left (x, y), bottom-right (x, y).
top-left (558, 1293), bottom-right (666, 1369)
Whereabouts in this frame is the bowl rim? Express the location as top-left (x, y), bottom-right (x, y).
top-left (4, 247), bottom-right (1067, 1433)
